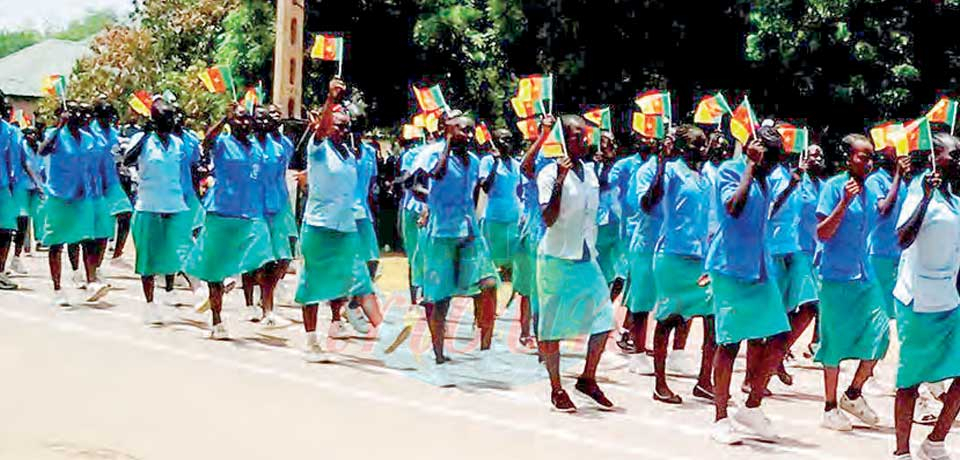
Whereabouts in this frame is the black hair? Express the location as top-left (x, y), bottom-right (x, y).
top-left (838, 133), bottom-right (870, 162)
top-left (755, 126), bottom-right (784, 156)
top-left (672, 124), bottom-right (706, 154)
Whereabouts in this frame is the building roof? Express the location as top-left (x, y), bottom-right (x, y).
top-left (0, 39), bottom-right (90, 98)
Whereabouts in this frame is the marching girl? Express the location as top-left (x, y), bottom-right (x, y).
top-left (641, 125), bottom-right (714, 404)
top-left (814, 134), bottom-right (889, 431)
top-left (9, 125), bottom-right (43, 276)
top-left (892, 133), bottom-right (960, 460)
top-left (89, 99), bottom-right (134, 271)
top-left (866, 142), bottom-right (911, 319)
top-left (121, 100), bottom-right (197, 324)
top-left (478, 129), bottom-right (521, 282)
top-left (0, 99), bottom-right (23, 288)
top-left (593, 132), bottom-right (626, 300)
top-left (397, 135), bottom-right (427, 305)
top-left (37, 101), bottom-right (112, 305)
top-left (294, 78), bottom-right (380, 361)
top-left (536, 114), bottom-right (614, 412)
top-left (706, 127), bottom-right (792, 444)
top-left (186, 103), bottom-right (275, 339)
top-left (417, 113), bottom-right (499, 363)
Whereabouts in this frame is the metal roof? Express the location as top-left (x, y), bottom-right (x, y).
top-left (0, 39), bottom-right (90, 98)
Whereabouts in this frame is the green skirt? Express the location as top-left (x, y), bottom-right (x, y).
top-left (895, 300), bottom-right (960, 389)
top-left (356, 217), bottom-right (380, 262)
top-left (815, 278), bottom-right (890, 367)
top-left (770, 252), bottom-right (820, 311)
top-left (481, 219), bottom-right (519, 270)
top-left (0, 188), bottom-right (18, 231)
top-left (536, 255), bottom-right (615, 341)
top-left (295, 225), bottom-right (372, 304)
top-left (401, 209), bottom-right (424, 287)
top-left (421, 233), bottom-right (500, 303)
top-left (595, 223), bottom-right (626, 283)
top-left (105, 183), bottom-right (133, 216)
top-left (267, 208), bottom-right (298, 261)
top-left (653, 253), bottom-right (712, 321)
top-left (870, 255), bottom-right (898, 319)
top-left (38, 196), bottom-right (94, 245)
top-left (91, 197), bottom-right (116, 240)
top-left (185, 195), bottom-right (205, 231)
top-left (185, 214), bottom-right (274, 282)
top-left (711, 271), bottom-right (791, 345)
top-left (624, 251), bottom-right (656, 313)
top-left (132, 210), bottom-right (194, 276)
top-left (512, 232), bottom-right (539, 297)
top-left (12, 187), bottom-right (39, 219)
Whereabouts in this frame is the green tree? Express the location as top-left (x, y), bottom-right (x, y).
top-left (0, 10), bottom-right (117, 58)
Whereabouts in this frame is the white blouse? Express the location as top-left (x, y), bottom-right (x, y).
top-left (537, 161), bottom-right (600, 260)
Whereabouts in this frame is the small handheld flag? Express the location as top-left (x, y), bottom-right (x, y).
top-left (870, 122), bottom-right (903, 152)
top-left (586, 125), bottom-right (603, 147)
top-left (413, 85), bottom-right (448, 114)
top-left (538, 122), bottom-right (566, 159)
top-left (775, 124), bottom-right (809, 154)
top-left (583, 106), bottom-right (612, 131)
top-left (517, 74), bottom-right (554, 113)
top-left (511, 97), bottom-right (546, 119)
top-left (311, 34), bottom-right (345, 76)
top-left (926, 97), bottom-right (958, 135)
top-left (128, 90), bottom-right (153, 117)
top-left (242, 87), bottom-right (260, 113)
top-left (198, 65), bottom-right (236, 99)
top-left (412, 110), bottom-right (440, 134)
top-left (516, 119), bottom-right (540, 140)
top-left (896, 117), bottom-right (933, 159)
top-left (41, 74), bottom-right (67, 107)
top-left (693, 93), bottom-right (732, 125)
top-left (631, 113), bottom-right (666, 139)
top-left (475, 122), bottom-right (492, 146)
top-left (635, 90), bottom-right (672, 122)
top-left (729, 97), bottom-right (758, 146)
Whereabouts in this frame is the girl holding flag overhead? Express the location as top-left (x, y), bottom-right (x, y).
top-left (814, 133), bottom-right (889, 432)
top-left (187, 102), bottom-right (274, 340)
top-left (706, 126), bottom-right (791, 444)
top-left (891, 133), bottom-right (960, 460)
top-left (536, 114), bottom-right (615, 412)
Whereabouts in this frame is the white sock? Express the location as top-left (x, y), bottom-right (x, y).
top-left (306, 331), bottom-right (318, 346)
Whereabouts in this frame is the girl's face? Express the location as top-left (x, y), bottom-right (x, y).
top-left (564, 119), bottom-right (588, 161)
top-left (934, 137), bottom-right (960, 176)
top-left (228, 106), bottom-right (252, 136)
top-left (847, 139), bottom-right (874, 180)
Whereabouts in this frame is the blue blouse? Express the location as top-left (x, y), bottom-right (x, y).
top-left (816, 172), bottom-right (870, 281)
top-left (353, 141), bottom-right (377, 220)
top-left (44, 129), bottom-right (95, 200)
top-left (420, 141), bottom-right (479, 239)
top-left (798, 173), bottom-right (821, 255)
top-left (629, 156), bottom-right (664, 253)
top-left (304, 137), bottom-right (357, 232)
top-left (656, 158), bottom-right (709, 258)
top-left (136, 134), bottom-right (188, 214)
top-left (479, 155), bottom-right (521, 223)
top-left (705, 157), bottom-right (772, 281)
top-left (765, 164), bottom-right (801, 256)
top-left (865, 168), bottom-right (906, 259)
top-left (204, 133), bottom-right (266, 219)
top-left (260, 133), bottom-right (293, 216)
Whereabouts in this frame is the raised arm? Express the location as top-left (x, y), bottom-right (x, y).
top-left (520, 115), bottom-right (555, 179)
top-left (898, 174), bottom-right (939, 249)
top-left (640, 153), bottom-right (666, 213)
top-left (817, 178), bottom-right (860, 241)
top-left (541, 158), bottom-right (572, 227)
top-left (877, 156), bottom-right (910, 217)
top-left (311, 77), bottom-right (347, 143)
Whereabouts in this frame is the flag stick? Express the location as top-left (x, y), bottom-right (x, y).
top-left (952, 105), bottom-right (957, 136)
top-left (337, 58), bottom-right (343, 78)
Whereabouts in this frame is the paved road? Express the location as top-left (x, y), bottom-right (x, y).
top-left (0, 252), bottom-right (950, 460)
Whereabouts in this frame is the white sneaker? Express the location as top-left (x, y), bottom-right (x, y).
top-left (328, 320), bottom-right (352, 340)
top-left (52, 290), bottom-right (70, 307)
top-left (821, 408), bottom-right (853, 432)
top-left (304, 342), bottom-right (331, 363)
top-left (85, 282), bottom-right (111, 303)
top-left (628, 353), bottom-right (654, 375)
top-left (160, 289), bottom-right (181, 307)
top-left (711, 418), bottom-right (744, 445)
top-left (143, 302), bottom-right (163, 326)
top-left (667, 349), bottom-right (696, 376)
top-left (920, 438), bottom-right (952, 460)
top-left (108, 257), bottom-right (133, 272)
top-left (9, 257), bottom-right (26, 275)
top-left (261, 311), bottom-right (284, 329)
top-left (894, 454), bottom-right (913, 460)
top-left (344, 306), bottom-right (371, 334)
top-left (733, 406), bottom-right (777, 441)
top-left (243, 304), bottom-right (261, 322)
top-left (210, 322), bottom-right (229, 340)
top-left (840, 393), bottom-right (880, 426)
top-left (71, 269), bottom-right (87, 289)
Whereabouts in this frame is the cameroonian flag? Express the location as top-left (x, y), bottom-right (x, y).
top-left (895, 117), bottom-right (933, 157)
top-left (926, 97), bottom-right (958, 133)
top-left (475, 122), bottom-right (492, 146)
top-left (870, 122), bottom-right (904, 151)
top-left (413, 85), bottom-right (448, 114)
top-left (729, 97), bottom-right (758, 146)
top-left (635, 90), bottom-right (671, 121)
top-left (41, 74), bottom-right (67, 98)
top-left (517, 74), bottom-right (553, 101)
top-left (128, 90), bottom-right (153, 117)
top-left (632, 112), bottom-right (666, 139)
top-left (401, 124), bottom-right (424, 140)
top-left (198, 65), bottom-right (234, 94)
top-left (693, 93), bottom-right (732, 125)
top-left (776, 124), bottom-right (809, 154)
top-left (539, 122), bottom-right (566, 158)
top-left (516, 119), bottom-right (540, 141)
top-left (311, 34), bottom-right (344, 61)
top-left (413, 110), bottom-right (440, 134)
top-left (583, 106), bottom-right (612, 131)
top-left (511, 97), bottom-right (546, 119)
top-left (585, 125), bottom-right (602, 147)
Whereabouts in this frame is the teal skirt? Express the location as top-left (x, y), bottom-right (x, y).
top-left (481, 219), bottom-right (519, 270)
top-left (815, 278), bottom-right (890, 367)
top-left (595, 223), bottom-right (626, 283)
top-left (105, 183), bottom-right (133, 216)
top-left (38, 196), bottom-right (94, 245)
top-left (185, 195), bottom-right (205, 231)
top-left (536, 255), bottom-right (615, 341)
top-left (267, 208), bottom-right (298, 261)
top-left (870, 255), bottom-right (898, 319)
top-left (185, 214), bottom-right (274, 282)
top-left (295, 225), bottom-right (372, 304)
top-left (12, 187), bottom-right (39, 219)
top-left (624, 251), bottom-right (656, 313)
top-left (512, 232), bottom-right (539, 297)
top-left (91, 197), bottom-right (116, 240)
top-left (653, 253), bottom-right (712, 321)
top-left (356, 217), bottom-right (380, 262)
top-left (770, 252), bottom-right (820, 311)
top-left (401, 209), bottom-right (424, 287)
top-left (895, 300), bottom-right (960, 389)
top-left (132, 210), bottom-right (194, 276)
top-left (0, 188), bottom-right (18, 231)
top-left (421, 233), bottom-right (500, 303)
top-left (711, 271), bottom-right (791, 345)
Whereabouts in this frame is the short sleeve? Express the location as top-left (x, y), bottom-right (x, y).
top-left (897, 176), bottom-right (926, 230)
top-left (537, 163), bottom-right (559, 206)
top-left (717, 163), bottom-right (742, 206)
top-left (634, 161), bottom-right (658, 204)
top-left (479, 155), bottom-right (494, 181)
top-left (816, 179), bottom-right (841, 220)
top-left (864, 175), bottom-right (888, 212)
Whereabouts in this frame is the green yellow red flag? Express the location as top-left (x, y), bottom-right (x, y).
top-left (128, 90), bottom-right (153, 117)
top-left (583, 107), bottom-right (612, 131)
top-left (729, 97), bottom-right (757, 145)
top-left (538, 122), bottom-right (566, 158)
top-left (635, 90), bottom-right (671, 121)
top-left (693, 93), bottom-right (732, 125)
top-left (632, 112), bottom-right (666, 139)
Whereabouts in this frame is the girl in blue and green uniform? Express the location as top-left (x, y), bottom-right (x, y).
top-left (891, 133), bottom-right (960, 460)
top-left (865, 143), bottom-right (911, 319)
top-left (814, 133), bottom-right (889, 432)
top-left (90, 99), bottom-right (134, 271)
top-left (0, 98), bottom-right (23, 289)
top-left (705, 127), bottom-right (792, 444)
top-left (9, 124), bottom-right (44, 276)
top-left (478, 129), bottom-right (521, 280)
top-left (642, 125), bottom-right (714, 405)
top-left (295, 78), bottom-right (380, 362)
top-left (592, 132), bottom-right (626, 300)
top-left (397, 137), bottom-right (427, 305)
top-left (37, 101), bottom-right (112, 306)
top-left (187, 103), bottom-right (275, 340)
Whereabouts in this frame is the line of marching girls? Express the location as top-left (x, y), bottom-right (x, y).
top-left (9, 67), bottom-right (960, 458)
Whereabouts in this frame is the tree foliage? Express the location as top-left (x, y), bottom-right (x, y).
top-left (0, 10), bottom-right (117, 58)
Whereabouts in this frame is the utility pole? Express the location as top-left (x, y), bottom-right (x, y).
top-left (272, 0), bottom-right (305, 118)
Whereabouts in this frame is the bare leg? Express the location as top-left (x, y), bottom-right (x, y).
top-left (67, 243), bottom-right (80, 272)
top-left (929, 379), bottom-right (960, 442)
top-left (302, 303), bottom-right (318, 332)
top-left (81, 240), bottom-right (105, 283)
top-left (698, 316), bottom-right (717, 391)
top-left (13, 217), bottom-right (27, 257)
top-left (476, 282), bottom-right (497, 350)
top-left (714, 342), bottom-right (740, 420)
top-left (113, 212), bottom-right (131, 258)
top-left (539, 340), bottom-right (562, 390)
top-left (209, 282), bottom-right (224, 325)
top-left (894, 386), bottom-right (919, 456)
top-left (846, 360), bottom-right (878, 398)
top-left (653, 315), bottom-right (680, 399)
top-left (673, 318), bottom-right (692, 351)
top-left (48, 244), bottom-right (63, 290)
top-left (141, 275), bottom-right (155, 303)
top-left (357, 292), bottom-right (383, 327)
top-left (609, 277), bottom-right (624, 302)
top-left (241, 272), bottom-right (256, 307)
top-left (519, 296), bottom-right (532, 339)
top-left (0, 230), bottom-right (12, 271)
top-left (630, 311), bottom-right (650, 353)
top-left (581, 331), bottom-right (608, 381)
top-left (425, 299), bottom-right (450, 363)
top-left (746, 335), bottom-right (788, 408)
